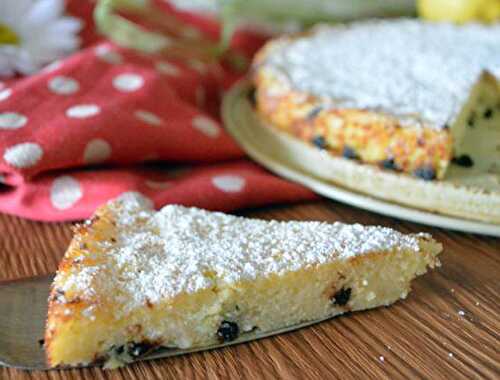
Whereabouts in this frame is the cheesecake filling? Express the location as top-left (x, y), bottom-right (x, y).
top-left (99, 245), bottom-right (435, 368)
top-left (446, 72), bottom-right (500, 190)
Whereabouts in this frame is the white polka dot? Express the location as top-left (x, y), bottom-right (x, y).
top-left (50, 176), bottom-right (83, 210)
top-left (3, 142), bottom-right (43, 168)
top-left (0, 88), bottom-right (12, 101)
top-left (155, 61), bottom-right (180, 76)
top-left (42, 60), bottom-right (62, 73)
top-left (48, 76), bottom-right (80, 95)
top-left (66, 104), bottom-right (100, 119)
top-left (192, 115), bottom-right (220, 138)
top-left (212, 175), bottom-right (246, 193)
top-left (95, 45), bottom-right (123, 64)
top-left (134, 110), bottom-right (163, 126)
top-left (145, 180), bottom-right (171, 189)
top-left (113, 73), bottom-right (144, 92)
top-left (0, 112), bottom-right (28, 129)
top-left (83, 139), bottom-right (112, 164)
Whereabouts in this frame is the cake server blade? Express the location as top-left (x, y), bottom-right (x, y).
top-left (0, 275), bottom-right (53, 370)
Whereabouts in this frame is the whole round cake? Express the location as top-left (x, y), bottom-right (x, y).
top-left (253, 19), bottom-right (500, 180)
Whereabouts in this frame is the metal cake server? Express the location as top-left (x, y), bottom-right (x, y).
top-left (0, 274), bottom-right (338, 370)
top-left (0, 275), bottom-right (53, 370)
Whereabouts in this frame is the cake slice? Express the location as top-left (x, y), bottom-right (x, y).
top-left (45, 193), bottom-right (442, 368)
top-left (253, 20), bottom-right (500, 180)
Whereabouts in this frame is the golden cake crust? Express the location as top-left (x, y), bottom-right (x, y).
top-left (45, 204), bottom-right (121, 366)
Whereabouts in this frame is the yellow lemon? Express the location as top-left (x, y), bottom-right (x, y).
top-left (478, 0), bottom-right (500, 21)
top-left (418, 0), bottom-right (500, 23)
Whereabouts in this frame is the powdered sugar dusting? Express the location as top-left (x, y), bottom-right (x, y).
top-left (263, 20), bottom-right (500, 128)
top-left (55, 193), bottom-right (426, 315)
top-left (59, 266), bottom-right (98, 296)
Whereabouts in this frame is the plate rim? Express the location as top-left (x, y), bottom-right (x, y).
top-left (222, 80), bottom-right (500, 237)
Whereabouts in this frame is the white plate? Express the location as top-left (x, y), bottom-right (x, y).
top-left (222, 81), bottom-right (500, 237)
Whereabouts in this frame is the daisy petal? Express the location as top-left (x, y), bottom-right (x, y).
top-left (0, 0), bottom-right (82, 76)
top-left (0, 0), bottom-right (33, 26)
top-left (15, 51), bottom-right (39, 75)
top-left (48, 18), bottom-right (83, 35)
top-left (24, 0), bottom-right (64, 29)
top-left (0, 57), bottom-right (16, 77)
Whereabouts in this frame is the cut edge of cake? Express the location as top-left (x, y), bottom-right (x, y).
top-left (45, 193), bottom-right (442, 368)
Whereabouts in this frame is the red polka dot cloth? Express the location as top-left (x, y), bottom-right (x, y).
top-left (0, 0), bottom-right (314, 221)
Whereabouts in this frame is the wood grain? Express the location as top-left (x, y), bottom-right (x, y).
top-left (0, 200), bottom-right (499, 379)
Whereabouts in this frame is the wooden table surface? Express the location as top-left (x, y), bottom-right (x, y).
top-left (0, 200), bottom-right (499, 379)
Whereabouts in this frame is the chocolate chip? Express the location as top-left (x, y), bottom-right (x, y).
top-left (115, 345), bottom-right (125, 355)
top-left (50, 288), bottom-right (66, 303)
top-left (467, 113), bottom-right (475, 128)
top-left (217, 320), bottom-right (239, 342)
top-left (342, 146), bottom-right (358, 160)
top-left (248, 87), bottom-right (256, 107)
top-left (307, 106), bottom-right (322, 120)
top-left (112, 342), bottom-right (155, 359)
top-left (414, 166), bottom-right (436, 181)
top-left (483, 108), bottom-right (493, 119)
top-left (380, 158), bottom-right (398, 171)
top-left (452, 154), bottom-right (474, 168)
top-left (332, 287), bottom-right (351, 306)
top-left (312, 136), bottom-right (327, 149)
top-left (127, 342), bottom-right (153, 357)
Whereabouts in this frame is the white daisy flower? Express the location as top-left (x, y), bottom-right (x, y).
top-left (0, 0), bottom-right (82, 77)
